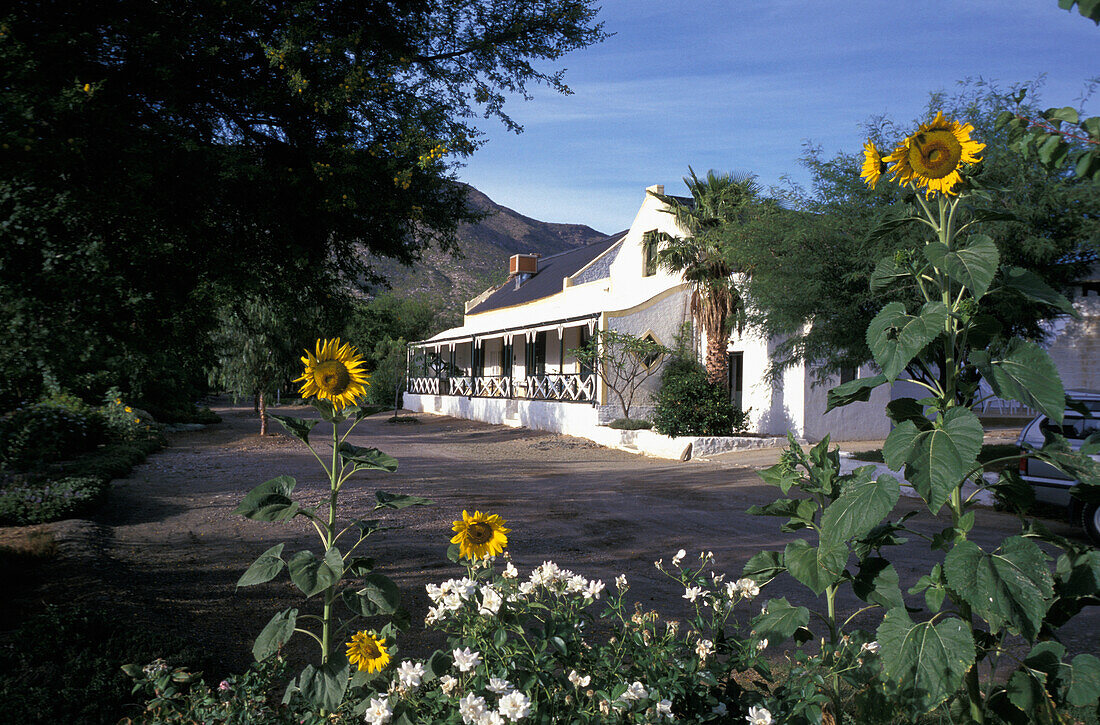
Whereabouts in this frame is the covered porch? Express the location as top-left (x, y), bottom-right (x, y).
top-left (406, 314), bottom-right (600, 404)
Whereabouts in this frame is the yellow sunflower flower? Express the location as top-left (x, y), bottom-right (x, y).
top-left (451, 510), bottom-right (510, 560)
top-left (898, 112), bottom-right (985, 196)
top-left (346, 630), bottom-right (390, 673)
top-left (860, 140), bottom-right (885, 188)
top-left (294, 338), bottom-right (370, 410)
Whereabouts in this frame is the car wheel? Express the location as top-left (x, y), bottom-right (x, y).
top-left (1075, 502), bottom-right (1100, 546)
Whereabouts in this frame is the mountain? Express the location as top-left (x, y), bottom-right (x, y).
top-left (367, 185), bottom-right (613, 310)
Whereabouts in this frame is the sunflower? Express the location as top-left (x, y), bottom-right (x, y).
top-left (890, 112), bottom-right (984, 196)
top-left (860, 140), bottom-right (885, 188)
top-left (451, 510), bottom-right (510, 560)
top-left (294, 338), bottom-right (370, 410)
top-left (346, 630), bottom-right (390, 673)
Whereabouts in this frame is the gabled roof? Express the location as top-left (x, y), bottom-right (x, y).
top-left (465, 235), bottom-right (623, 315)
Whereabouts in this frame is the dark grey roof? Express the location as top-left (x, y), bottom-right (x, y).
top-left (466, 235), bottom-right (623, 315)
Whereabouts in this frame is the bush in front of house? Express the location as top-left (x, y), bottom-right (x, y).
top-left (652, 354), bottom-right (747, 437)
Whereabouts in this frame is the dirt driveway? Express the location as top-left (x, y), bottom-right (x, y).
top-left (39, 401), bottom-right (1099, 677)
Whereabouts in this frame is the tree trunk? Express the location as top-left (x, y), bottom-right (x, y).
top-left (259, 389), bottom-right (268, 436)
top-left (705, 324), bottom-right (729, 391)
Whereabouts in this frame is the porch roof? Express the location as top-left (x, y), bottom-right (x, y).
top-left (412, 312), bottom-right (600, 348)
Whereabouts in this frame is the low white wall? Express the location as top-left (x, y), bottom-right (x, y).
top-left (404, 394), bottom-right (601, 435)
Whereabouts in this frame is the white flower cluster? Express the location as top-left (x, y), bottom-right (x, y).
top-left (614, 681), bottom-right (673, 720)
top-left (746, 704), bottom-right (774, 725)
top-left (435, 649), bottom-right (532, 723)
top-left (525, 561), bottom-right (604, 600)
top-left (426, 577), bottom-right (506, 624)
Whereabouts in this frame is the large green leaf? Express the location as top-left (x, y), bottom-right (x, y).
top-left (345, 572), bottom-right (401, 616)
top-left (882, 407), bottom-right (983, 513)
top-left (885, 398), bottom-right (931, 429)
top-left (297, 662), bottom-right (350, 713)
top-left (867, 301), bottom-right (948, 382)
top-left (742, 550), bottom-right (785, 583)
top-left (877, 608), bottom-right (976, 714)
top-left (821, 470), bottom-right (900, 546)
top-left (271, 415), bottom-right (320, 445)
top-left (234, 476), bottom-right (301, 522)
top-left (287, 547), bottom-right (343, 598)
top-left (923, 234), bottom-right (999, 300)
top-left (374, 491), bottom-right (433, 509)
top-left (944, 538), bottom-right (1053, 640)
top-left (1001, 267), bottom-right (1077, 317)
top-left (337, 443), bottom-right (399, 472)
top-left (852, 557), bottom-right (905, 610)
top-left (825, 374), bottom-right (888, 413)
top-left (237, 543), bottom-right (286, 587)
top-left (751, 597), bottom-right (810, 644)
top-left (870, 257), bottom-right (910, 293)
top-left (1064, 653), bottom-right (1100, 707)
top-left (746, 498), bottom-right (817, 533)
top-left (253, 608), bottom-right (296, 662)
top-left (971, 340), bottom-right (1065, 424)
top-left (783, 538), bottom-right (848, 595)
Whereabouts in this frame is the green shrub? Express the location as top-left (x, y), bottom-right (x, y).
top-left (0, 475), bottom-right (105, 525)
top-left (652, 356), bottom-right (748, 437)
top-left (0, 603), bottom-right (197, 725)
top-left (607, 417), bottom-right (653, 430)
top-left (0, 401), bottom-right (108, 471)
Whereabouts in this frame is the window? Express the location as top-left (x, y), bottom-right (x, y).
top-left (839, 365), bottom-right (857, 384)
top-left (637, 332), bottom-right (664, 369)
top-left (642, 231), bottom-right (658, 277)
top-left (525, 333), bottom-right (547, 377)
top-left (728, 352), bottom-right (745, 411)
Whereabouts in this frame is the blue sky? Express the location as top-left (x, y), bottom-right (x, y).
top-left (457, 1), bottom-right (1099, 234)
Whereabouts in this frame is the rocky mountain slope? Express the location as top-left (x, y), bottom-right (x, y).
top-left (368, 186), bottom-right (613, 310)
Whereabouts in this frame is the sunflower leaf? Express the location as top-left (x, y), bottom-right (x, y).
top-left (271, 415), bottom-right (319, 445)
top-left (338, 443), bottom-right (399, 473)
top-left (373, 490), bottom-right (431, 509)
top-left (253, 608), bottom-right (297, 662)
top-left (235, 476), bottom-right (301, 522)
top-left (237, 543), bottom-right (286, 587)
top-left (350, 572), bottom-right (401, 615)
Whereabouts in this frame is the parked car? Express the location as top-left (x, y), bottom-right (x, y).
top-left (1016, 390), bottom-right (1100, 545)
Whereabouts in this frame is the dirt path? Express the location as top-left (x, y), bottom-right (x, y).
top-left (35, 401), bottom-right (1100, 677)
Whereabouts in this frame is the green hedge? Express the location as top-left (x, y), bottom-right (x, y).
top-left (652, 356), bottom-right (748, 437)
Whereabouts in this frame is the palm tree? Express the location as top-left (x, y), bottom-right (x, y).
top-left (649, 168), bottom-right (761, 392)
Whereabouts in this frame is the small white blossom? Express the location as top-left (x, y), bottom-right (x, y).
top-left (502, 562), bottom-right (519, 579)
top-left (860, 641), bottom-right (880, 654)
top-left (439, 675), bottom-right (458, 696)
top-left (599, 700), bottom-right (611, 716)
top-left (695, 638), bottom-right (715, 660)
top-left (583, 579), bottom-right (605, 599)
top-left (498, 691), bottom-right (532, 721)
top-left (735, 578), bottom-right (761, 599)
top-left (654, 558), bottom-right (663, 568)
top-left (656, 698), bottom-right (673, 719)
top-left (456, 577), bottom-right (479, 599)
top-left (683, 586), bottom-right (703, 603)
top-left (618, 681), bottom-right (648, 702)
top-left (566, 574), bottom-right (588, 594)
top-left (672, 549), bottom-right (687, 566)
top-left (364, 696), bottom-right (393, 725)
top-left (425, 583), bottom-right (444, 603)
top-left (487, 677), bottom-right (514, 695)
top-left (711, 572), bottom-right (726, 585)
top-left (479, 712), bottom-right (506, 725)
top-left (518, 581), bottom-right (536, 596)
top-left (746, 705), bottom-right (774, 725)
top-left (479, 586), bottom-right (503, 616)
top-left (757, 638), bottom-right (769, 651)
top-left (568, 670), bottom-right (591, 688)
top-left (615, 574), bottom-right (628, 590)
top-left (396, 661), bottom-right (425, 689)
top-left (459, 693), bottom-right (487, 724)
top-left (442, 592), bottom-right (464, 612)
top-left (452, 647), bottom-right (481, 672)
top-left (425, 606), bottom-right (445, 625)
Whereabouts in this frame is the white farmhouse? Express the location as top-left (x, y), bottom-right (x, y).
top-left (404, 185), bottom-right (893, 444)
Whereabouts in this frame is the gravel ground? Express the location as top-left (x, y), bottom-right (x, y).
top-left (23, 400), bottom-right (1100, 679)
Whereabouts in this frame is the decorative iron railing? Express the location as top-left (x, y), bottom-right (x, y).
top-left (406, 374), bottom-right (595, 403)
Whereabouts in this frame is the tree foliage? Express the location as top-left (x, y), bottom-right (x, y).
top-left (649, 169), bottom-right (763, 389)
top-left (727, 81), bottom-right (1100, 381)
top-left (573, 330), bottom-right (670, 421)
top-left (0, 0), bottom-right (606, 408)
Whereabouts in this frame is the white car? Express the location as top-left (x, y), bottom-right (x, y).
top-left (1016, 390), bottom-right (1100, 545)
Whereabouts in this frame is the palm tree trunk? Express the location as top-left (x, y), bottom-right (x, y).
top-left (705, 324), bottom-right (729, 392)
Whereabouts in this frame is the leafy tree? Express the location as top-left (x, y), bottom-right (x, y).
top-left (649, 169), bottom-right (763, 390)
top-left (729, 81), bottom-right (1099, 382)
top-left (0, 0), bottom-right (607, 409)
top-left (652, 328), bottom-right (747, 436)
top-left (573, 330), bottom-right (670, 421)
top-left (208, 296), bottom-right (327, 435)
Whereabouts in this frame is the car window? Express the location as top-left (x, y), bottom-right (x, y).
top-left (1041, 415), bottom-right (1100, 440)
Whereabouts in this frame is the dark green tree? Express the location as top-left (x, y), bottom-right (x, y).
top-left (729, 81), bottom-right (1099, 382)
top-left (0, 0), bottom-right (606, 409)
